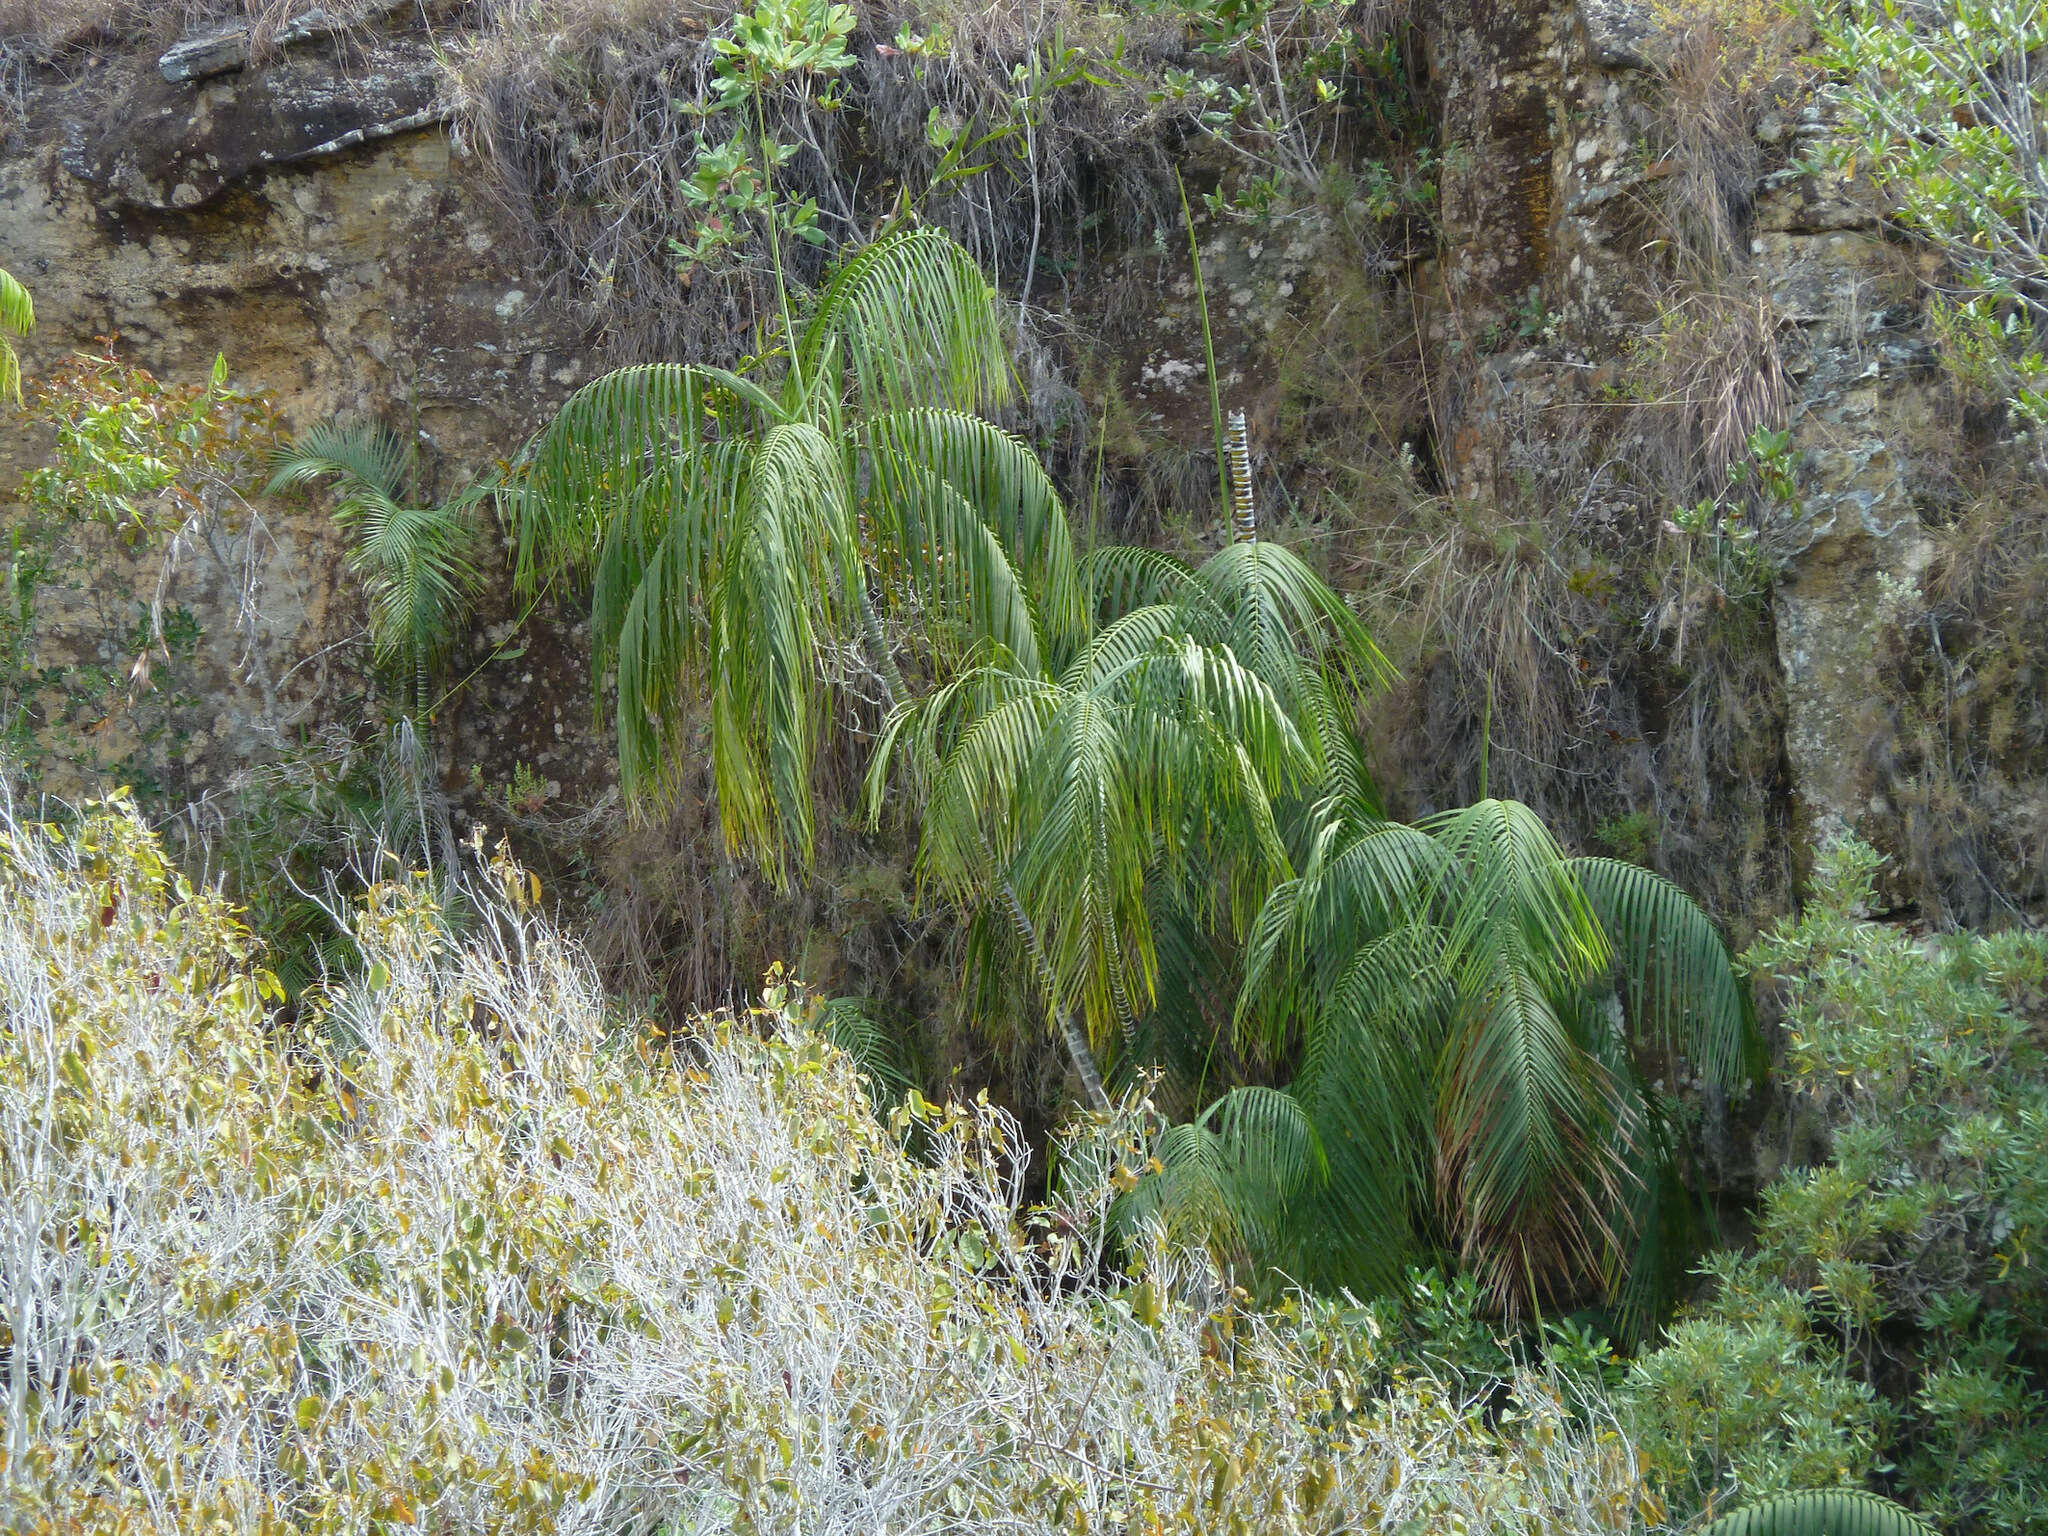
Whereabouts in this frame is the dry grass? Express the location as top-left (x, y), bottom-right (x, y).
top-left (1649, 0), bottom-right (1813, 280)
top-left (1874, 468), bottom-right (2048, 925)
top-left (449, 0), bottom-right (1189, 362)
top-left (0, 0), bottom-right (398, 54)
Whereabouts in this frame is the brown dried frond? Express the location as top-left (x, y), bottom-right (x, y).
top-left (1650, 0), bottom-right (1816, 280)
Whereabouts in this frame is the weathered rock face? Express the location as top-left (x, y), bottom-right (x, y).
top-left (4, 0), bottom-right (2042, 933)
top-left (1427, 0), bottom-right (1558, 329)
top-left (1, 26), bottom-right (610, 809)
top-left (68, 36), bottom-right (446, 212)
top-left (1419, 0), bottom-right (2022, 911)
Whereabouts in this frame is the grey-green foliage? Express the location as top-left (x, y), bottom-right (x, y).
top-left (1818, 0), bottom-right (2048, 425)
top-left (1625, 839), bottom-right (2048, 1535)
top-left (268, 422), bottom-right (488, 718)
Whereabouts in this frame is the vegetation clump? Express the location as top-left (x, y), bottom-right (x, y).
top-left (1625, 839), bottom-right (2048, 1534)
top-left (0, 797), bottom-right (1661, 1535)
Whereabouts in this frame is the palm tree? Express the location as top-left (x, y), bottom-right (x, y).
top-left (268, 422), bottom-right (491, 881)
top-left (513, 225), bottom-right (1150, 1093)
top-left (511, 226), bottom-right (1073, 877)
top-left (868, 536), bottom-right (1395, 1109)
top-left (513, 223), bottom-right (1754, 1312)
top-left (866, 603), bottom-right (1314, 1108)
top-left (1, 268), bottom-right (33, 406)
top-left (267, 421), bottom-right (487, 721)
top-left (1145, 794), bottom-right (1759, 1317)
top-left (512, 226), bottom-right (1375, 1109)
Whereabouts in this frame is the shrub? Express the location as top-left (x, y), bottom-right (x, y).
top-left (0, 797), bottom-right (1665, 1534)
top-left (1624, 839), bottom-right (2048, 1534)
top-left (1817, 0), bottom-right (2048, 427)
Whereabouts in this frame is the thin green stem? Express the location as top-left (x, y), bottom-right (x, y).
top-left (755, 90), bottom-right (807, 408)
top-left (1176, 170), bottom-right (1230, 518)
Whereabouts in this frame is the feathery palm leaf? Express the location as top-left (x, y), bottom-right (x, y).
top-left (1121, 1085), bottom-right (1324, 1256)
top-left (797, 224), bottom-right (1015, 415)
top-left (1, 266), bottom-right (34, 406)
top-left (268, 422), bottom-right (483, 717)
top-left (1211, 795), bottom-right (1751, 1312)
top-left (1568, 855), bottom-right (1760, 1090)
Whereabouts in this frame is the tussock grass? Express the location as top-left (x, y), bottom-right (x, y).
top-left (0, 0), bottom-right (388, 55)
top-left (448, 0), bottom-right (1189, 362)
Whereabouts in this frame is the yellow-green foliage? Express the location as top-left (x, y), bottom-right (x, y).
top-left (0, 799), bottom-right (1663, 1535)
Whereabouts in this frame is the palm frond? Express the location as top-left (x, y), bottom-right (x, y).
top-left (799, 226), bottom-right (1013, 416)
top-left (0, 267), bottom-right (33, 406)
top-left (0, 267), bottom-right (30, 335)
top-left (1436, 956), bottom-right (1623, 1307)
top-left (1123, 1086), bottom-right (1321, 1258)
top-left (1694, 1491), bottom-right (1937, 1536)
top-left (1425, 799), bottom-right (1611, 1000)
top-left (511, 363), bottom-right (776, 590)
top-left (1080, 544), bottom-right (1197, 624)
top-left (706, 421), bottom-right (855, 872)
top-left (866, 408), bottom-right (1086, 664)
top-left (267, 419), bottom-right (415, 502)
top-left (272, 422), bottom-right (481, 715)
top-left (1568, 856), bottom-right (1760, 1090)
top-left (1282, 931), bottom-right (1444, 1290)
top-left (1192, 539), bottom-right (1397, 702)
top-left (817, 995), bottom-right (919, 1109)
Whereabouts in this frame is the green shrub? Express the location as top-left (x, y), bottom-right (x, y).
top-left (1818, 0), bottom-right (2048, 427)
top-left (1624, 838), bottom-right (2048, 1534)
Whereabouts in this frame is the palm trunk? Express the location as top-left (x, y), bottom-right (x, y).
top-left (1058, 1009), bottom-right (1112, 1112)
top-left (854, 583), bottom-right (1111, 1110)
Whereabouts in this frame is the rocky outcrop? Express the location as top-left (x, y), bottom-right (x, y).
top-left (0, 21), bottom-right (602, 808)
top-left (68, 35), bottom-right (447, 212)
top-left (1420, 0), bottom-right (2002, 901)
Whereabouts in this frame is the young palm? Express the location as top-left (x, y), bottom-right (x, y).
top-left (1, 268), bottom-right (33, 405)
top-left (1204, 795), bottom-right (1759, 1315)
top-left (267, 421), bottom-right (487, 720)
top-left (510, 226), bottom-right (1082, 881)
top-left (866, 611), bottom-right (1314, 1107)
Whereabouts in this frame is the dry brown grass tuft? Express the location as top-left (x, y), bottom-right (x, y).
top-left (449, 0), bottom-right (1189, 362)
top-left (0, 0), bottom-right (395, 54)
top-left (1649, 0), bottom-right (1813, 278)
top-left (1874, 467), bottom-right (2048, 924)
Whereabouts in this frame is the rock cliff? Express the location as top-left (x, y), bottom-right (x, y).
top-left (2, 0), bottom-right (2038, 941)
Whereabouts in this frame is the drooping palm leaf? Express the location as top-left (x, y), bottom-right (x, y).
top-left (865, 408), bottom-right (1086, 664)
top-left (1568, 855), bottom-right (1761, 1090)
top-left (268, 423), bottom-right (483, 717)
top-left (1695, 1490), bottom-right (1938, 1536)
top-left (1, 266), bottom-right (35, 405)
top-left (798, 224), bottom-right (1014, 416)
